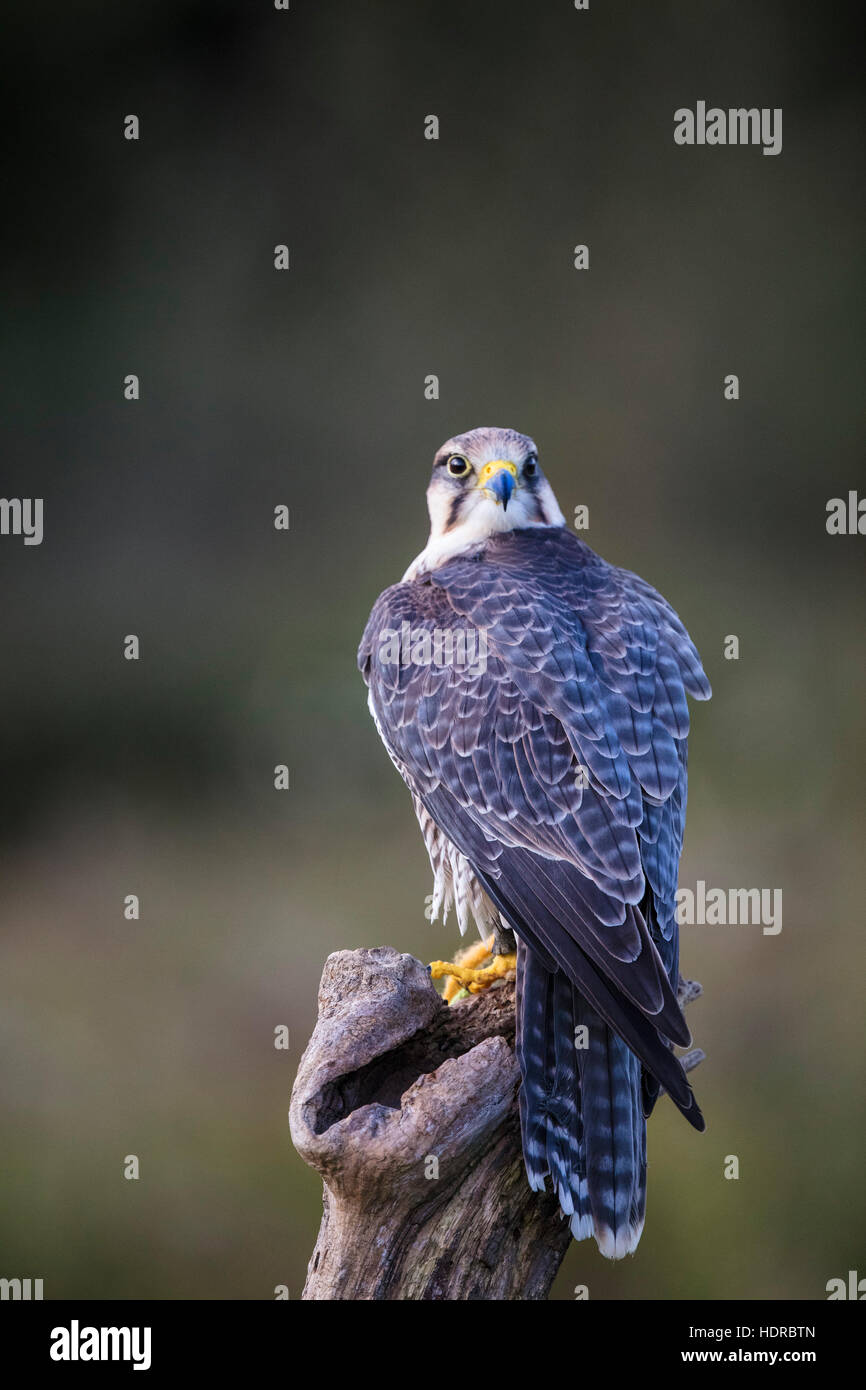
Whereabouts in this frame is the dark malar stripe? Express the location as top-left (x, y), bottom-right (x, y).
top-left (532, 493), bottom-right (550, 525)
top-left (444, 493), bottom-right (464, 532)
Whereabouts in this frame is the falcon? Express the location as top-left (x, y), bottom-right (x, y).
top-left (358, 426), bottom-right (711, 1258)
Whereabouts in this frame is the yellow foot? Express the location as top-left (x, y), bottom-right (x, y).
top-left (436, 935), bottom-right (494, 1003)
top-left (430, 935), bottom-right (517, 1000)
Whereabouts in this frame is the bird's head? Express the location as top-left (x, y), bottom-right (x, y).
top-left (410, 427), bottom-right (565, 576)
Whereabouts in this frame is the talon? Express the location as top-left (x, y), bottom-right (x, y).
top-left (431, 934), bottom-right (495, 1002)
top-left (466, 952), bottom-right (517, 993)
top-left (430, 936), bottom-right (516, 1000)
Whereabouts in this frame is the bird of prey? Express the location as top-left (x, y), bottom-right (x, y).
top-left (358, 426), bottom-right (710, 1258)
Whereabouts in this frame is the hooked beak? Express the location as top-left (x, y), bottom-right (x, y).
top-left (478, 459), bottom-right (517, 510)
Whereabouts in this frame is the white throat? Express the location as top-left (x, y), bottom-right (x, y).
top-left (403, 486), bottom-right (566, 581)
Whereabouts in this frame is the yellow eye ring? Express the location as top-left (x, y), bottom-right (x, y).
top-left (447, 455), bottom-right (470, 477)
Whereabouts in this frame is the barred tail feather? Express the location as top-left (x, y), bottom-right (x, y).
top-left (575, 995), bottom-right (646, 1258)
top-left (516, 941), bottom-right (593, 1239)
top-left (516, 940), bottom-right (647, 1259)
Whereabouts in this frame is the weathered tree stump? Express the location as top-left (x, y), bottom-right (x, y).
top-left (289, 946), bottom-right (570, 1299)
top-left (290, 945), bottom-right (704, 1301)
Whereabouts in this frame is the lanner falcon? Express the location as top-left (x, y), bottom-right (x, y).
top-left (358, 427), bottom-right (710, 1258)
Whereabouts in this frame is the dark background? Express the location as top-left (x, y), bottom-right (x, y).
top-left (1, 0), bottom-right (863, 1299)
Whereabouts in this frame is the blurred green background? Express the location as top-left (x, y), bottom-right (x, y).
top-left (1, 0), bottom-right (863, 1299)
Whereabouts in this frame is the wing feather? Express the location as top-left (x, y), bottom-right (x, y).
top-left (358, 527), bottom-right (710, 1119)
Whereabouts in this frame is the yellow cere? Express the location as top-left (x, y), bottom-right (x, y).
top-left (477, 459), bottom-right (518, 487)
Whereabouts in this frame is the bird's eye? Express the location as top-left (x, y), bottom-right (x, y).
top-left (447, 455), bottom-right (470, 477)
top-left (524, 456), bottom-right (538, 477)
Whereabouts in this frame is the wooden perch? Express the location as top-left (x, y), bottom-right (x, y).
top-left (290, 945), bottom-right (703, 1301)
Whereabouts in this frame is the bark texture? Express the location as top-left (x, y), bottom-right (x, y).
top-left (290, 945), bottom-right (704, 1301)
top-left (289, 946), bottom-right (570, 1299)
